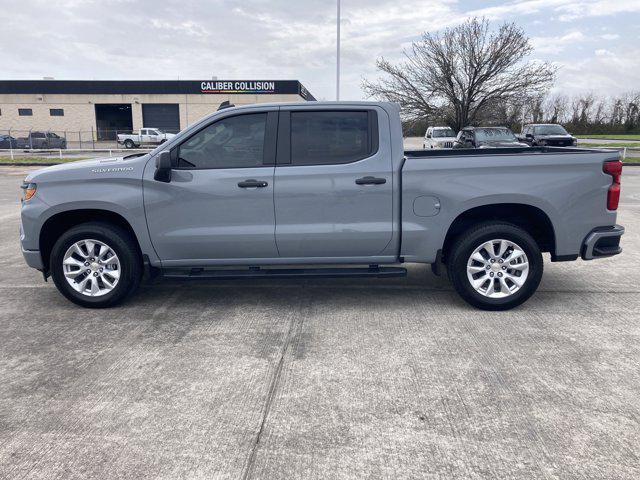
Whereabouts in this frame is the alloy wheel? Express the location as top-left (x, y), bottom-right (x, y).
top-left (466, 239), bottom-right (529, 298)
top-left (62, 239), bottom-right (121, 297)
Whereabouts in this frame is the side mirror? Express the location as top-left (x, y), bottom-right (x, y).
top-left (154, 150), bottom-right (173, 183)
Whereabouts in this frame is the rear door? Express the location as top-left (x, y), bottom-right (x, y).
top-left (273, 107), bottom-right (393, 258)
top-left (31, 132), bottom-right (45, 148)
top-left (144, 109), bottom-right (279, 264)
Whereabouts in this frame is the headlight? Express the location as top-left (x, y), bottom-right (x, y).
top-left (572, 138), bottom-right (577, 146)
top-left (21, 182), bottom-right (37, 201)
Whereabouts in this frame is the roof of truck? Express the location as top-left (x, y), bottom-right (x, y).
top-left (223, 101), bottom-right (394, 110)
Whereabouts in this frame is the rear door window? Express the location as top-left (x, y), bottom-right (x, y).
top-left (289, 111), bottom-right (376, 166)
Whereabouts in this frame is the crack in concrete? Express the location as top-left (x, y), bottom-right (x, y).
top-left (240, 304), bottom-right (302, 480)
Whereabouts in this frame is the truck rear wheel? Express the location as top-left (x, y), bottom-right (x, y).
top-left (447, 222), bottom-right (543, 310)
top-left (50, 222), bottom-right (142, 308)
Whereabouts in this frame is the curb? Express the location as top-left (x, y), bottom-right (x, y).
top-left (0, 163), bottom-right (61, 167)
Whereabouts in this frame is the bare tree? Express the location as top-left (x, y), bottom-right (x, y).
top-left (543, 95), bottom-right (568, 124)
top-left (363, 18), bottom-right (556, 131)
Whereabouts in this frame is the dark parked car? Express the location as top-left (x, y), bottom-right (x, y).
top-left (454, 127), bottom-right (529, 149)
top-left (0, 135), bottom-right (18, 148)
top-left (518, 124), bottom-right (577, 147)
top-left (17, 131), bottom-right (67, 149)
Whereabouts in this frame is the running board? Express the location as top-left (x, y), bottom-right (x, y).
top-left (162, 265), bottom-right (407, 280)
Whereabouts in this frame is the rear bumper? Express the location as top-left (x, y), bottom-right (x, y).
top-left (581, 225), bottom-right (624, 260)
top-left (22, 247), bottom-right (44, 270)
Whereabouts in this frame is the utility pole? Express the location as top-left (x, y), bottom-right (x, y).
top-left (336, 0), bottom-right (341, 101)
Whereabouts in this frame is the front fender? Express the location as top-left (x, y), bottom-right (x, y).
top-left (21, 157), bottom-right (159, 265)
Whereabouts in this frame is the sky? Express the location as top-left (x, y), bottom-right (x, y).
top-left (2, 0), bottom-right (639, 101)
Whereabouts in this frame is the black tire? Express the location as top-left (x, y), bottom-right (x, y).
top-left (124, 139), bottom-right (134, 149)
top-left (50, 222), bottom-right (142, 308)
top-left (447, 222), bottom-right (543, 311)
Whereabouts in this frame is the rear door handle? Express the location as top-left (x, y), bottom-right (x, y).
top-left (238, 179), bottom-right (268, 188)
top-left (355, 176), bottom-right (386, 185)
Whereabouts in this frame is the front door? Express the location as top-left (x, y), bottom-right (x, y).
top-left (273, 108), bottom-right (394, 258)
top-left (140, 129), bottom-right (153, 145)
top-left (143, 110), bottom-right (279, 265)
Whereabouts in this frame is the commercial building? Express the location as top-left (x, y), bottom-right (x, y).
top-left (0, 79), bottom-right (315, 140)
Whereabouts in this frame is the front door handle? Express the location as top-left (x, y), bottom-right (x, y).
top-left (238, 179), bottom-right (268, 188)
top-left (355, 176), bottom-right (386, 185)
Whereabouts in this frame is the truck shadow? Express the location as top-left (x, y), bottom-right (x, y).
top-left (126, 263), bottom-right (598, 315)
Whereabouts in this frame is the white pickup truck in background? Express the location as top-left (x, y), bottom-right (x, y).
top-left (117, 128), bottom-right (176, 149)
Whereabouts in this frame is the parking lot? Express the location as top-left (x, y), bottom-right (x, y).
top-left (0, 166), bottom-right (639, 479)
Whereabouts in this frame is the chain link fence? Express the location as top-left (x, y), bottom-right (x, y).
top-left (0, 128), bottom-right (178, 150)
top-left (0, 128), bottom-right (182, 159)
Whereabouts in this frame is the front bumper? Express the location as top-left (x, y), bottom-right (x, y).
top-left (22, 247), bottom-right (44, 270)
top-left (581, 225), bottom-right (624, 260)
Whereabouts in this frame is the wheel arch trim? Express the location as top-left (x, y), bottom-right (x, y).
top-left (37, 203), bottom-right (159, 271)
top-left (441, 200), bottom-right (558, 258)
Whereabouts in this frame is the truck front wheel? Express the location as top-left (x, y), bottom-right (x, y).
top-left (50, 222), bottom-right (142, 308)
top-left (124, 139), bottom-right (134, 149)
top-left (447, 222), bottom-right (543, 310)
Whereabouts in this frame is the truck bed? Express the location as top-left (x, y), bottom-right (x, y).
top-left (399, 146), bottom-right (621, 263)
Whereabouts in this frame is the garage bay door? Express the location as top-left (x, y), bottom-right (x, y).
top-left (142, 104), bottom-right (180, 133)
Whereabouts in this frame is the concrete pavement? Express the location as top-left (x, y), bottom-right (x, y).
top-left (0, 166), bottom-right (639, 479)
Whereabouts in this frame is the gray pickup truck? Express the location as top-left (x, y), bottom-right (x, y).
top-left (20, 102), bottom-right (624, 310)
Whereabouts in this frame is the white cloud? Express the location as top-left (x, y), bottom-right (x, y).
top-left (556, 0), bottom-right (640, 21)
top-left (531, 31), bottom-right (586, 54)
top-left (600, 33), bottom-right (620, 40)
top-left (465, 0), bottom-right (640, 22)
top-left (0, 0), bottom-right (636, 100)
top-left (554, 49), bottom-right (640, 94)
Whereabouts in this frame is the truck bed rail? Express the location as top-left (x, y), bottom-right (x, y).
top-left (404, 146), bottom-right (613, 158)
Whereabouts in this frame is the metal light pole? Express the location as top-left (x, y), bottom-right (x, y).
top-left (336, 0), bottom-right (341, 101)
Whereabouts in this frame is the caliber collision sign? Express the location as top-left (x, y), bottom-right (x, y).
top-left (0, 79), bottom-right (316, 100)
top-left (200, 81), bottom-right (277, 94)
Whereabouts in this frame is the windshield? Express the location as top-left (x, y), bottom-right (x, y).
top-left (534, 125), bottom-right (568, 135)
top-left (475, 128), bottom-right (517, 142)
top-left (433, 128), bottom-right (455, 138)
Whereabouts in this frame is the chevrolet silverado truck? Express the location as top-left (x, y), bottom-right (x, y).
top-left (20, 102), bottom-right (624, 310)
top-left (117, 128), bottom-right (176, 148)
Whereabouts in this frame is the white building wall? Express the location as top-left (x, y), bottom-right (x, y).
top-left (0, 92), bottom-right (306, 136)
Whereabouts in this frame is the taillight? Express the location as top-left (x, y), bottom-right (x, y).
top-left (603, 160), bottom-right (622, 210)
